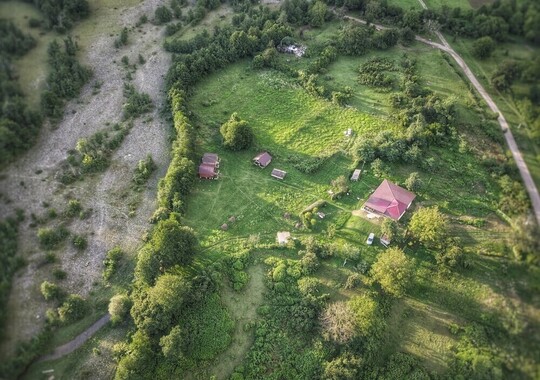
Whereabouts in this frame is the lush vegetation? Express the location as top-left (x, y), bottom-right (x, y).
top-left (0, 20), bottom-right (41, 165)
top-left (41, 37), bottom-right (92, 119)
top-left (30, 0), bottom-right (90, 32)
top-left (0, 213), bottom-right (24, 340)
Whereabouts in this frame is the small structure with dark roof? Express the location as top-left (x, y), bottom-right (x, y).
top-left (350, 169), bottom-right (361, 181)
top-left (271, 169), bottom-right (287, 180)
top-left (202, 153), bottom-right (219, 167)
top-left (362, 179), bottom-right (416, 221)
top-left (253, 152), bottom-right (272, 168)
top-left (199, 163), bottom-right (217, 179)
top-left (199, 153), bottom-right (219, 179)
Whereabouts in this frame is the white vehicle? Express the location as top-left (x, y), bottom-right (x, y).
top-left (366, 233), bottom-right (375, 245)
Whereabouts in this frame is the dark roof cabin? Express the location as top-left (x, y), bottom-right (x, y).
top-left (199, 153), bottom-right (219, 179)
top-left (199, 163), bottom-right (217, 179)
top-left (202, 153), bottom-right (219, 167)
top-left (363, 179), bottom-right (415, 220)
top-left (271, 169), bottom-right (287, 180)
top-left (253, 152), bottom-right (272, 168)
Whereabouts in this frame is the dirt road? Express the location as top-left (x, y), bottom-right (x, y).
top-left (38, 314), bottom-right (110, 362)
top-left (342, 13), bottom-right (540, 226)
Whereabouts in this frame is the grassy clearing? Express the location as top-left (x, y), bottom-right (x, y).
top-left (181, 28), bottom-right (535, 374)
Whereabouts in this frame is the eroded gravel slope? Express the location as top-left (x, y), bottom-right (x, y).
top-left (0, 0), bottom-right (171, 355)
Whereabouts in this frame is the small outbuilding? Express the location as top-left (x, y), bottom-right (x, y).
top-left (277, 231), bottom-right (291, 245)
top-left (350, 169), bottom-right (361, 181)
top-left (344, 128), bottom-right (353, 137)
top-left (199, 163), bottom-right (217, 179)
top-left (271, 169), bottom-right (287, 180)
top-left (202, 153), bottom-right (219, 167)
top-left (253, 152), bottom-right (272, 168)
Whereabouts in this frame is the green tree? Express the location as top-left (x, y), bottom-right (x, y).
top-left (136, 218), bottom-right (197, 284)
top-left (349, 294), bottom-right (379, 336)
top-left (40, 281), bottom-right (63, 301)
top-left (404, 171), bottom-right (422, 192)
top-left (160, 325), bottom-right (184, 363)
top-left (109, 294), bottom-right (132, 325)
top-left (58, 294), bottom-right (87, 323)
top-left (380, 218), bottom-right (398, 242)
top-left (472, 36), bottom-right (495, 59)
top-left (131, 273), bottom-right (191, 336)
top-left (308, 1), bottom-right (327, 27)
top-left (409, 206), bottom-right (447, 248)
top-left (220, 113), bottom-right (254, 151)
top-left (370, 247), bottom-right (414, 297)
top-left (155, 6), bottom-right (173, 24)
top-left (323, 351), bottom-right (362, 380)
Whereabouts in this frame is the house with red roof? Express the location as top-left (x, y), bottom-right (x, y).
top-left (363, 179), bottom-right (416, 220)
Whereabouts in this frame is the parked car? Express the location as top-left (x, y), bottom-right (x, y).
top-left (366, 233), bottom-right (375, 245)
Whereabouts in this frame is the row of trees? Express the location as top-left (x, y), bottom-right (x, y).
top-left (41, 37), bottom-right (92, 119)
top-left (0, 213), bottom-right (24, 341)
top-left (321, 0), bottom-right (540, 44)
top-left (29, 0), bottom-right (90, 32)
top-left (0, 21), bottom-right (42, 165)
top-left (115, 7), bottom-right (298, 379)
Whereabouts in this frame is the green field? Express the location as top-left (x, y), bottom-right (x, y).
top-left (176, 43), bottom-right (535, 374)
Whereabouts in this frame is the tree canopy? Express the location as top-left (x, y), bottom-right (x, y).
top-left (409, 206), bottom-right (447, 248)
top-left (370, 247), bottom-right (414, 297)
top-left (220, 113), bottom-right (254, 150)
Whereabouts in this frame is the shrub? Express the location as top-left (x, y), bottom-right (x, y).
top-left (103, 246), bottom-right (123, 281)
top-left (109, 294), bottom-right (132, 325)
top-left (58, 294), bottom-right (87, 324)
top-left (133, 155), bottom-right (157, 190)
top-left (53, 268), bottom-right (67, 280)
top-left (155, 6), bottom-right (173, 24)
top-left (37, 226), bottom-right (69, 249)
top-left (72, 235), bottom-right (87, 250)
top-left (65, 198), bottom-right (82, 217)
top-left (40, 281), bottom-right (63, 301)
top-left (123, 84), bottom-right (153, 119)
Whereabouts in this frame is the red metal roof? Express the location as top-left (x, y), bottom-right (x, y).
top-left (363, 180), bottom-right (415, 220)
top-left (199, 163), bottom-right (216, 178)
top-left (202, 153), bottom-right (219, 166)
top-left (254, 152), bottom-right (272, 167)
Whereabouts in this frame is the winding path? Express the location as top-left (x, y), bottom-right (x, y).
top-left (341, 12), bottom-right (540, 226)
top-left (38, 314), bottom-right (110, 362)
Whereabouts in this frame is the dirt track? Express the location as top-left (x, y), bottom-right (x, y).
top-left (0, 0), bottom-right (171, 356)
top-left (342, 13), bottom-right (540, 226)
top-left (38, 314), bottom-right (111, 362)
